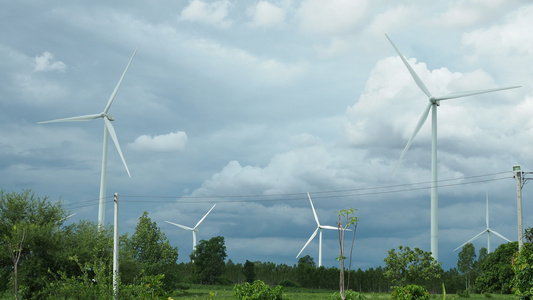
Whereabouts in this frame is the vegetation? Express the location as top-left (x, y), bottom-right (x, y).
top-left (390, 284), bottom-right (429, 300)
top-left (233, 280), bottom-right (288, 299)
top-left (384, 245), bottom-right (443, 290)
top-left (336, 208), bottom-right (358, 300)
top-left (2, 189), bottom-right (532, 299)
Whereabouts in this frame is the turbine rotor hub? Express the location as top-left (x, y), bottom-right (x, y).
top-left (429, 97), bottom-right (440, 106)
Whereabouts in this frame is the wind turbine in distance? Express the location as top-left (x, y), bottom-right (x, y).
top-left (454, 193), bottom-right (511, 253)
top-left (165, 204), bottom-right (216, 254)
top-left (39, 47), bottom-right (137, 228)
top-left (296, 192), bottom-right (338, 267)
top-left (386, 34), bottom-right (520, 261)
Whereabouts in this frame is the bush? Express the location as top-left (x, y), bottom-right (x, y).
top-left (457, 289), bottom-right (470, 298)
top-left (278, 280), bottom-right (299, 288)
top-left (391, 285), bottom-right (430, 300)
top-left (331, 290), bottom-right (366, 300)
top-left (233, 280), bottom-right (288, 300)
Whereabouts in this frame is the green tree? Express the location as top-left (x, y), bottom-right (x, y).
top-left (457, 243), bottom-right (476, 290)
top-left (512, 243), bottom-right (533, 300)
top-left (191, 236), bottom-right (227, 284)
top-left (475, 242), bottom-right (516, 293)
top-left (243, 260), bottom-right (256, 283)
top-left (336, 208), bottom-right (358, 300)
top-left (525, 227), bottom-right (533, 244)
top-left (121, 211), bottom-right (179, 290)
top-left (384, 245), bottom-right (443, 287)
top-left (0, 189), bottom-right (65, 298)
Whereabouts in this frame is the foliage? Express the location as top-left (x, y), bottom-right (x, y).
top-left (390, 284), bottom-right (430, 300)
top-left (511, 243), bottom-right (533, 300)
top-left (0, 189), bottom-right (66, 298)
top-left (384, 245), bottom-right (443, 287)
top-left (525, 227), bottom-right (533, 244)
top-left (336, 208), bottom-right (359, 300)
top-left (458, 243), bottom-right (476, 290)
top-left (279, 280), bottom-right (300, 288)
top-left (244, 260), bottom-right (256, 283)
top-left (121, 211), bottom-right (179, 290)
top-left (45, 256), bottom-right (169, 299)
top-left (475, 242), bottom-right (517, 294)
top-left (331, 290), bottom-right (366, 300)
top-left (233, 280), bottom-right (288, 300)
top-left (191, 236), bottom-right (227, 284)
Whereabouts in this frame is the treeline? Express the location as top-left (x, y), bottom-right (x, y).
top-left (2, 189), bottom-right (532, 299)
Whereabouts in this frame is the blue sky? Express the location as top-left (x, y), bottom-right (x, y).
top-left (1, 0), bottom-right (532, 270)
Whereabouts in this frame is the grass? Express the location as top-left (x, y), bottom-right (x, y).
top-left (170, 285), bottom-right (520, 300)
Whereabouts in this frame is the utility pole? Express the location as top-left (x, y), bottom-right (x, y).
top-left (513, 166), bottom-right (524, 251)
top-left (113, 193), bottom-right (119, 299)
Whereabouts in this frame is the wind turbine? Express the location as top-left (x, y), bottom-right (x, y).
top-left (296, 192), bottom-right (338, 267)
top-left (39, 47), bottom-right (137, 228)
top-left (165, 204), bottom-right (216, 253)
top-left (454, 193), bottom-right (511, 253)
top-left (386, 34), bottom-right (520, 261)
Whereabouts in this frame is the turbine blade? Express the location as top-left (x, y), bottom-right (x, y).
top-left (307, 192), bottom-right (321, 227)
top-left (385, 34), bottom-right (432, 98)
top-left (490, 230), bottom-right (512, 243)
top-left (453, 230), bottom-right (487, 251)
top-left (165, 220), bottom-right (194, 231)
top-left (296, 228), bottom-right (318, 258)
top-left (194, 204), bottom-right (216, 229)
top-left (320, 225), bottom-right (339, 230)
top-left (392, 102), bottom-right (432, 174)
top-left (104, 118), bottom-right (131, 177)
top-left (103, 46), bottom-right (138, 114)
top-left (435, 86), bottom-right (521, 101)
top-left (486, 192), bottom-right (489, 229)
top-left (38, 113), bottom-right (103, 124)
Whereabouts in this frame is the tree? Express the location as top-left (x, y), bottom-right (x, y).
top-left (384, 245), bottom-right (443, 287)
top-left (191, 236), bottom-right (227, 284)
top-left (475, 242), bottom-right (516, 293)
top-left (121, 211), bottom-right (179, 290)
top-left (336, 208), bottom-right (358, 300)
top-left (512, 243), bottom-right (533, 300)
top-left (457, 243), bottom-right (476, 290)
top-left (243, 260), bottom-right (256, 283)
top-left (525, 227), bottom-right (533, 244)
top-left (0, 189), bottom-right (65, 298)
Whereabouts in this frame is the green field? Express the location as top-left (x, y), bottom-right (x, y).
top-left (170, 285), bottom-right (519, 300)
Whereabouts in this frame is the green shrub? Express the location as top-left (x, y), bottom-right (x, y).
top-left (457, 289), bottom-right (470, 298)
top-left (233, 280), bottom-right (288, 300)
top-left (278, 280), bottom-right (299, 288)
top-left (331, 290), bottom-right (366, 300)
top-left (483, 292), bottom-right (493, 298)
top-left (391, 285), bottom-right (430, 300)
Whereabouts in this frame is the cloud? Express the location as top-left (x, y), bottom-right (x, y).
top-left (33, 52), bottom-right (66, 72)
top-left (297, 0), bottom-right (368, 36)
top-left (128, 131), bottom-right (188, 152)
top-left (249, 1), bottom-right (286, 28)
top-left (179, 0), bottom-right (232, 27)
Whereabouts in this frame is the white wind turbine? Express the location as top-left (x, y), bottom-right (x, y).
top-left (454, 193), bottom-right (511, 253)
top-left (165, 204), bottom-right (216, 253)
top-left (386, 34), bottom-right (520, 261)
top-left (39, 47), bottom-right (137, 228)
top-left (296, 192), bottom-right (338, 267)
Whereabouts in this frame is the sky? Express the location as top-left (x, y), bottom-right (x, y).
top-left (1, 0), bottom-right (533, 270)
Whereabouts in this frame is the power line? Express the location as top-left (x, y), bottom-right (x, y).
top-left (62, 170), bottom-right (513, 208)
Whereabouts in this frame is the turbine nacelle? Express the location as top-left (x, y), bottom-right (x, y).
top-left (104, 113), bottom-right (115, 121)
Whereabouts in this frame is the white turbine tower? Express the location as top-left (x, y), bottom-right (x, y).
top-left (454, 193), bottom-right (511, 253)
top-left (165, 204), bottom-right (216, 253)
top-left (39, 47), bottom-right (137, 228)
top-left (386, 34), bottom-right (520, 261)
top-left (296, 192), bottom-right (337, 267)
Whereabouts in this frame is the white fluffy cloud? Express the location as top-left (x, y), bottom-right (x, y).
top-left (179, 0), bottom-right (232, 27)
top-left (297, 0), bottom-right (368, 36)
top-left (33, 52), bottom-right (66, 72)
top-left (249, 1), bottom-right (286, 28)
top-left (129, 131), bottom-right (188, 152)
